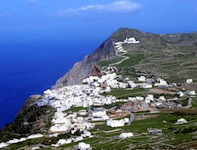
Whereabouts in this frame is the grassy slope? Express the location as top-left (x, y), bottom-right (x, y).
top-left (97, 28), bottom-right (197, 83)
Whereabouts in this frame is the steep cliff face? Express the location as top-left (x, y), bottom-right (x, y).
top-left (54, 28), bottom-right (197, 88)
top-left (54, 38), bottom-right (116, 88)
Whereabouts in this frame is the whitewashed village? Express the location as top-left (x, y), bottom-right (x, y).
top-left (1, 37), bottom-right (197, 149)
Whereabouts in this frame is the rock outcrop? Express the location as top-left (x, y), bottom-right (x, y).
top-left (54, 38), bottom-right (116, 88)
top-left (54, 28), bottom-right (197, 88)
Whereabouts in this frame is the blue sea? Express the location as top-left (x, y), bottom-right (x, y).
top-left (0, 38), bottom-right (100, 129)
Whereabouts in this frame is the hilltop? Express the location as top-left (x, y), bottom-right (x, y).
top-left (0, 28), bottom-right (197, 149)
top-left (55, 28), bottom-right (197, 88)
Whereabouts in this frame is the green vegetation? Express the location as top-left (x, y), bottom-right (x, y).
top-left (4, 109), bottom-right (197, 149)
top-left (192, 97), bottom-right (197, 108)
top-left (117, 53), bottom-right (145, 68)
top-left (107, 88), bottom-right (146, 99)
top-left (58, 112), bottom-right (197, 149)
top-left (99, 29), bottom-right (197, 83)
top-left (97, 57), bottom-right (122, 67)
top-left (98, 29), bottom-right (197, 85)
top-left (64, 106), bottom-right (85, 113)
top-left (0, 105), bottom-right (55, 142)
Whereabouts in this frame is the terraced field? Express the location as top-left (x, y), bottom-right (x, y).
top-left (61, 109), bottom-right (197, 149)
top-left (4, 107), bottom-right (197, 150)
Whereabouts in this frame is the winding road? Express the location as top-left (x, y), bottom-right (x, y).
top-left (108, 43), bottom-right (129, 67)
top-left (104, 41), bottom-right (130, 73)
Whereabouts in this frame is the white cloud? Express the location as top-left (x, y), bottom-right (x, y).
top-left (57, 0), bottom-right (141, 15)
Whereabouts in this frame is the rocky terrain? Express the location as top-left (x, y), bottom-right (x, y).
top-left (54, 38), bottom-right (116, 88)
top-left (0, 28), bottom-right (197, 150)
top-left (55, 28), bottom-right (197, 88)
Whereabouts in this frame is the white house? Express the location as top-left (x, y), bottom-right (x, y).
top-left (75, 136), bottom-right (84, 142)
top-left (188, 90), bottom-right (196, 96)
top-left (154, 78), bottom-right (168, 87)
top-left (136, 96), bottom-right (144, 101)
top-left (82, 130), bottom-right (91, 137)
top-left (186, 79), bottom-right (193, 84)
top-left (106, 119), bottom-right (128, 127)
top-left (119, 132), bottom-right (134, 139)
top-left (123, 118), bottom-right (130, 124)
top-left (128, 97), bottom-right (136, 101)
top-left (177, 91), bottom-right (184, 97)
top-left (175, 118), bottom-right (188, 124)
top-left (127, 81), bottom-right (137, 88)
top-left (118, 82), bottom-right (128, 89)
top-left (158, 96), bottom-right (166, 101)
top-left (91, 107), bottom-right (109, 121)
top-left (104, 86), bottom-right (111, 92)
top-left (124, 37), bottom-right (140, 44)
top-left (57, 139), bottom-right (68, 146)
top-left (138, 76), bottom-right (146, 82)
top-left (77, 142), bottom-right (91, 150)
top-left (137, 83), bottom-right (153, 89)
top-left (78, 110), bottom-right (87, 116)
top-left (145, 94), bottom-right (154, 103)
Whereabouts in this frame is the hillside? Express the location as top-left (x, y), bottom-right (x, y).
top-left (1, 28), bottom-right (197, 149)
top-left (110, 28), bottom-right (197, 83)
top-left (54, 38), bottom-right (116, 88)
top-left (55, 28), bottom-right (197, 88)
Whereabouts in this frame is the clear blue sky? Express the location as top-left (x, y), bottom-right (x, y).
top-left (0, 0), bottom-right (197, 42)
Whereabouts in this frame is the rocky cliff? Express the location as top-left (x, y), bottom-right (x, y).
top-left (54, 28), bottom-right (197, 88)
top-left (54, 38), bottom-right (116, 88)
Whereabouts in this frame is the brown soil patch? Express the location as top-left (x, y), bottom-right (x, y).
top-left (167, 87), bottom-right (180, 92)
top-left (136, 114), bottom-right (158, 120)
top-left (179, 83), bottom-right (197, 91)
top-left (107, 110), bottom-right (129, 119)
top-left (149, 88), bottom-right (176, 95)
